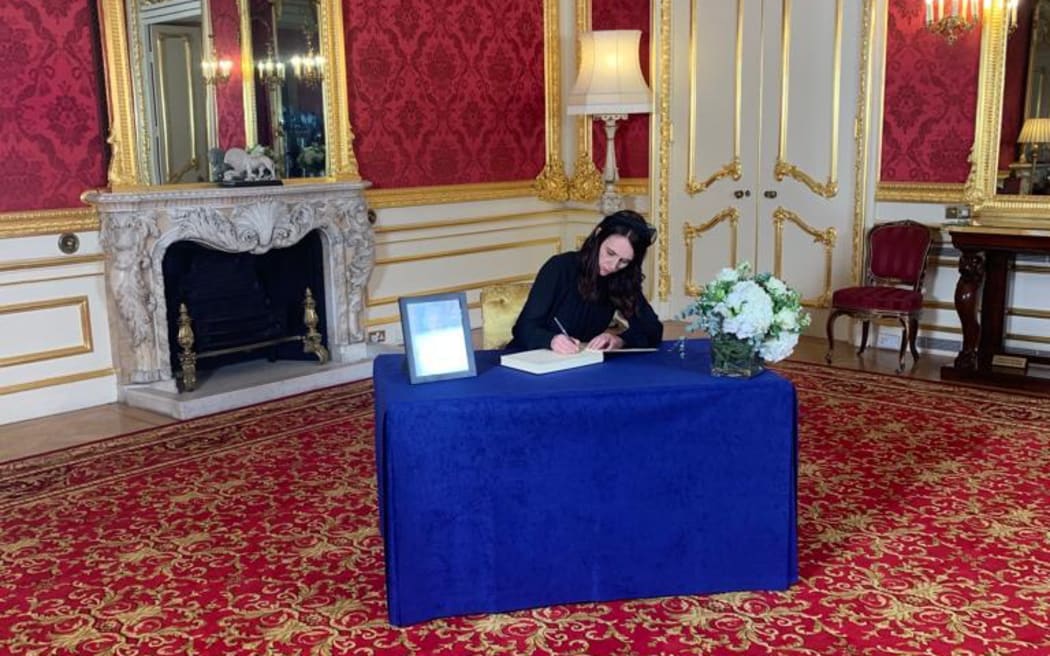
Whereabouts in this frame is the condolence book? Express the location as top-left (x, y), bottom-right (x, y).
top-left (499, 348), bottom-right (604, 374)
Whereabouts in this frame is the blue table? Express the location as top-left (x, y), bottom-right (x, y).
top-left (372, 339), bottom-right (798, 626)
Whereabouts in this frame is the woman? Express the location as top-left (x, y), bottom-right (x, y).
top-left (508, 210), bottom-right (664, 354)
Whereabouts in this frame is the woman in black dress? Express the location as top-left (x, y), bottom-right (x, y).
top-left (508, 210), bottom-right (664, 354)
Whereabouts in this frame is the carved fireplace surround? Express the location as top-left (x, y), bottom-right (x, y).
top-left (84, 182), bottom-right (374, 410)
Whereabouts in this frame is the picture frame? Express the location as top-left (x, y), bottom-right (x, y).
top-left (398, 292), bottom-right (477, 384)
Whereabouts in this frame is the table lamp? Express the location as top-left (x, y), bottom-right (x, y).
top-left (567, 30), bottom-right (651, 215)
top-left (1018, 117), bottom-right (1050, 181)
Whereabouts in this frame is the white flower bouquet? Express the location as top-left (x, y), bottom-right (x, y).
top-left (678, 262), bottom-right (811, 375)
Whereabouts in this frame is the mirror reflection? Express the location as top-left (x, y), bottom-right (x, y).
top-left (1000, 0), bottom-right (1050, 195)
top-left (125, 0), bottom-right (327, 184)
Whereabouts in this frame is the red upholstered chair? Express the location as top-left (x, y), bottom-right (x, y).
top-left (825, 220), bottom-right (933, 372)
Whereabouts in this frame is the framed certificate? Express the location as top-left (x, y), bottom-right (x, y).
top-left (398, 292), bottom-right (477, 384)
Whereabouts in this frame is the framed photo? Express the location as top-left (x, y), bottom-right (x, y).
top-left (398, 292), bottom-right (477, 384)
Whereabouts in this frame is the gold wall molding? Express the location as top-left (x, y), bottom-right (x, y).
top-left (373, 238), bottom-right (561, 268)
top-left (683, 208), bottom-right (740, 297)
top-left (774, 0), bottom-right (842, 199)
top-left (0, 296), bottom-right (93, 368)
top-left (655, 0), bottom-right (671, 300)
top-left (875, 182), bottom-right (966, 203)
top-left (366, 181), bottom-right (539, 209)
top-left (566, 1), bottom-right (601, 202)
top-left (0, 208), bottom-right (99, 239)
top-left (0, 272), bottom-right (104, 289)
top-left (0, 368), bottom-right (114, 397)
top-left (0, 254), bottom-right (104, 273)
top-left (534, 0), bottom-right (570, 201)
top-left (365, 273), bottom-right (538, 324)
top-left (374, 209), bottom-right (569, 235)
top-left (686, 0), bottom-right (743, 197)
top-left (772, 207), bottom-right (836, 308)
top-left (321, 0), bottom-right (362, 181)
top-left (852, 0), bottom-right (876, 285)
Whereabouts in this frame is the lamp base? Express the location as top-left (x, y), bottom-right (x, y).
top-left (597, 114), bottom-right (627, 216)
top-left (599, 186), bottom-right (625, 215)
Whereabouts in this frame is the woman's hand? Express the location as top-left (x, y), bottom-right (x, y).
top-left (586, 332), bottom-right (624, 351)
top-left (550, 333), bottom-right (582, 354)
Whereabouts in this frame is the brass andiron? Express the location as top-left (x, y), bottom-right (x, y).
top-left (302, 288), bottom-right (329, 363)
top-left (177, 303), bottom-right (198, 391)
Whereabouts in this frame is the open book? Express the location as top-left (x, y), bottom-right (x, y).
top-left (499, 347), bottom-right (658, 375)
top-left (499, 348), bottom-right (604, 374)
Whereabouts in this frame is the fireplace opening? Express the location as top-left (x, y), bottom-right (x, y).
top-left (162, 230), bottom-right (327, 389)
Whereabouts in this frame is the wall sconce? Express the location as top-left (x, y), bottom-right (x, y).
top-left (290, 31), bottom-right (325, 87)
top-left (566, 30), bottom-right (651, 215)
top-left (201, 35), bottom-right (232, 86)
top-left (925, 0), bottom-right (1019, 45)
top-left (256, 42), bottom-right (286, 89)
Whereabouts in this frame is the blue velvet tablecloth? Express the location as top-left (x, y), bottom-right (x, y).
top-left (372, 339), bottom-right (798, 626)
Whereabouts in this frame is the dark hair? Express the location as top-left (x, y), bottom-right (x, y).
top-left (577, 210), bottom-right (656, 318)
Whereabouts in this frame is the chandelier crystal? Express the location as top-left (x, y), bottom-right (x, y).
top-left (925, 0), bottom-right (1020, 45)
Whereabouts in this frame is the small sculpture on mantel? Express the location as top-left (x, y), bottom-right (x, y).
top-left (220, 145), bottom-right (282, 186)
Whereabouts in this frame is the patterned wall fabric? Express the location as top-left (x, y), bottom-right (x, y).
top-left (212, 0), bottom-right (246, 150)
top-left (592, 1), bottom-right (651, 180)
top-left (0, 1), bottom-right (107, 212)
top-left (998, 2), bottom-right (1033, 171)
top-left (342, 0), bottom-right (546, 189)
top-left (880, 0), bottom-right (980, 184)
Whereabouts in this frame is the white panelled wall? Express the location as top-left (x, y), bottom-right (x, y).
top-left (0, 233), bottom-right (118, 424)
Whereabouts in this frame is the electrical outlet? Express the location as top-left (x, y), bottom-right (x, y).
top-left (945, 205), bottom-right (972, 220)
top-left (368, 329), bottom-right (386, 344)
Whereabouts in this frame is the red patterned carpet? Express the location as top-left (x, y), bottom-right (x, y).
top-left (1, 363), bottom-right (1047, 655)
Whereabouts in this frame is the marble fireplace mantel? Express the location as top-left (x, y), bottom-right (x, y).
top-left (84, 181), bottom-right (374, 394)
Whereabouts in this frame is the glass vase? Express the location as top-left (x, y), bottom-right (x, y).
top-left (709, 335), bottom-right (764, 378)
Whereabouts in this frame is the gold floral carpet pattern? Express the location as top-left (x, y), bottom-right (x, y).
top-left (1, 364), bottom-right (1047, 655)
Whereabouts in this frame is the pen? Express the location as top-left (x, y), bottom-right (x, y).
top-left (553, 316), bottom-right (570, 338)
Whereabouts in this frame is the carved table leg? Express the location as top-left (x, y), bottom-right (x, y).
top-left (953, 251), bottom-right (984, 371)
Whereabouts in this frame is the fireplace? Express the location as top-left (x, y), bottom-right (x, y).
top-left (84, 181), bottom-right (373, 411)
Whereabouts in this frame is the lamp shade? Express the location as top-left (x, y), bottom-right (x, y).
top-left (1018, 118), bottom-right (1050, 144)
top-left (567, 30), bottom-right (651, 116)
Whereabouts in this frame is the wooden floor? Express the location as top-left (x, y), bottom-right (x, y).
top-left (0, 333), bottom-right (956, 463)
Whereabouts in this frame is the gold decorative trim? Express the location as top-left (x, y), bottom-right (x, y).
top-left (239, 0), bottom-right (257, 146)
top-left (852, 0), bottom-right (877, 285)
top-left (922, 323), bottom-right (1050, 345)
top-left (534, 0), bottom-right (570, 201)
top-left (772, 207), bottom-right (836, 307)
top-left (916, 300), bottom-right (1050, 321)
top-left (365, 181), bottom-right (539, 209)
top-left (874, 182), bottom-right (966, 203)
top-left (0, 272), bottom-right (104, 289)
top-left (320, 0), bottom-right (362, 181)
top-left (0, 297), bottom-right (93, 368)
top-left (0, 368), bottom-right (114, 397)
top-left (366, 273), bottom-right (538, 315)
top-left (774, 0), bottom-right (841, 199)
top-left (618, 178), bottom-right (649, 196)
top-left (98, 0), bottom-right (141, 188)
top-left (686, 0), bottom-right (743, 196)
top-left (683, 208), bottom-right (740, 297)
top-left (656, 0), bottom-right (671, 300)
top-left (0, 254), bottom-right (104, 273)
top-left (374, 209), bottom-right (568, 234)
top-left (373, 237), bottom-right (560, 268)
top-left (0, 209), bottom-right (99, 238)
top-left (567, 1), bottom-right (602, 202)
top-left (920, 323), bottom-right (963, 334)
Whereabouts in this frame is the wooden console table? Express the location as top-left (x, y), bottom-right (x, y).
top-left (941, 225), bottom-right (1050, 392)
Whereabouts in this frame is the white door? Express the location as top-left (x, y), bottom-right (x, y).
top-left (658, 0), bottom-right (864, 336)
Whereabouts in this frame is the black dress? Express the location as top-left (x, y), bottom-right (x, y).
top-left (507, 252), bottom-right (664, 350)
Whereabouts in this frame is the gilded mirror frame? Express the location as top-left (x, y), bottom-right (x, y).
top-left (967, 4), bottom-right (1050, 226)
top-left (96, 0), bottom-right (360, 189)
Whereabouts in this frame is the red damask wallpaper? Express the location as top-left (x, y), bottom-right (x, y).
top-left (880, 0), bottom-right (981, 184)
top-left (342, 0), bottom-right (546, 189)
top-left (0, 1), bottom-right (107, 213)
top-left (212, 0), bottom-right (246, 150)
top-left (592, 2), bottom-right (651, 180)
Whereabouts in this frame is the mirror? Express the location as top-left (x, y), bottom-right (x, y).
top-left (970, 0), bottom-right (1050, 224)
top-left (98, 0), bottom-right (358, 188)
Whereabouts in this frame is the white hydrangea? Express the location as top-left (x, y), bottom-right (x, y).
top-left (720, 281), bottom-right (773, 340)
top-left (715, 267), bottom-right (740, 283)
top-left (759, 331), bottom-right (799, 363)
top-left (773, 307), bottom-right (798, 331)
